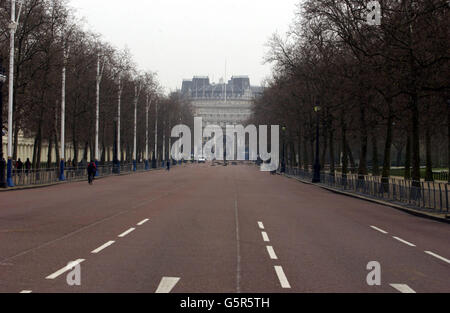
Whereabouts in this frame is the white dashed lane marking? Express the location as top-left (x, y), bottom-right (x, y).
top-left (390, 284), bottom-right (416, 293)
top-left (155, 277), bottom-right (180, 293)
top-left (261, 232), bottom-right (270, 242)
top-left (425, 251), bottom-right (450, 264)
top-left (266, 246), bottom-right (278, 260)
top-left (46, 259), bottom-right (85, 280)
top-left (20, 290), bottom-right (32, 293)
top-left (118, 227), bottom-right (135, 238)
top-left (258, 222), bottom-right (265, 230)
top-left (274, 266), bottom-right (291, 289)
top-left (91, 241), bottom-right (115, 254)
top-left (137, 219), bottom-right (149, 226)
top-left (370, 226), bottom-right (388, 234)
top-left (393, 236), bottom-right (416, 247)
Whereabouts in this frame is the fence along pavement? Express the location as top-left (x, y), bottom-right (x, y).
top-left (7, 161), bottom-right (174, 187)
top-left (284, 168), bottom-right (449, 214)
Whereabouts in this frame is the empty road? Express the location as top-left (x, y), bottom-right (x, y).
top-left (0, 164), bottom-right (449, 293)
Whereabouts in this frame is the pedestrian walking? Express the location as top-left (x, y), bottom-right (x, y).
top-left (87, 161), bottom-right (97, 185)
top-left (17, 158), bottom-right (23, 175)
top-left (25, 158), bottom-right (31, 175)
top-left (166, 160), bottom-right (171, 171)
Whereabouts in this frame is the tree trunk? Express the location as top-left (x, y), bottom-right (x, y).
top-left (358, 106), bottom-right (368, 178)
top-left (341, 115), bottom-right (348, 178)
top-left (448, 98), bottom-right (450, 183)
top-left (347, 143), bottom-right (356, 173)
top-left (425, 119), bottom-right (433, 181)
top-left (405, 132), bottom-right (411, 180)
top-left (382, 103), bottom-right (393, 185)
top-left (54, 133), bottom-right (60, 166)
top-left (329, 127), bottom-right (335, 176)
top-left (303, 135), bottom-right (309, 170)
top-left (297, 129), bottom-right (302, 169)
top-left (411, 94), bottom-right (421, 186)
top-left (371, 131), bottom-right (380, 176)
top-left (47, 136), bottom-right (53, 168)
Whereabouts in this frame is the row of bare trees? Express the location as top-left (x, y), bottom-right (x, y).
top-left (0, 0), bottom-right (192, 169)
top-left (253, 0), bottom-right (449, 183)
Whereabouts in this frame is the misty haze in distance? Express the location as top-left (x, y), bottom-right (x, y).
top-left (69, 0), bottom-right (299, 92)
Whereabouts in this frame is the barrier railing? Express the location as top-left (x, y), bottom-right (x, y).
top-left (6, 162), bottom-right (173, 188)
top-left (284, 168), bottom-right (449, 213)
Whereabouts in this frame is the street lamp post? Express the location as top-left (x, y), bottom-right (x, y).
top-left (152, 100), bottom-right (158, 169)
top-left (132, 82), bottom-right (141, 172)
top-left (94, 53), bottom-right (105, 176)
top-left (312, 103), bottom-right (321, 183)
top-left (113, 117), bottom-right (118, 173)
top-left (6, 0), bottom-right (22, 187)
top-left (0, 59), bottom-right (7, 188)
top-left (145, 93), bottom-right (150, 170)
top-left (116, 75), bottom-right (122, 174)
top-left (281, 126), bottom-right (286, 173)
top-left (59, 41), bottom-right (68, 181)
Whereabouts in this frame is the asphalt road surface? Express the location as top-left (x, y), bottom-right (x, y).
top-left (0, 164), bottom-right (449, 293)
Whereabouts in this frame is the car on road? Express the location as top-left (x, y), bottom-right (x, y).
top-left (198, 157), bottom-right (206, 163)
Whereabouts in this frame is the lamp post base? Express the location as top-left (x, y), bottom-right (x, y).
top-left (95, 160), bottom-right (99, 177)
top-left (7, 159), bottom-right (14, 187)
top-left (312, 163), bottom-right (321, 183)
top-left (59, 160), bottom-right (66, 181)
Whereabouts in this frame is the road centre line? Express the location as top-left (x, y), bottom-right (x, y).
top-left (266, 246), bottom-right (278, 260)
top-left (390, 284), bottom-right (416, 293)
top-left (370, 226), bottom-right (388, 234)
top-left (46, 259), bottom-right (85, 280)
top-left (118, 228), bottom-right (135, 238)
top-left (261, 231), bottom-right (270, 242)
top-left (392, 236), bottom-right (416, 247)
top-left (155, 277), bottom-right (180, 293)
top-left (425, 251), bottom-right (450, 264)
top-left (91, 241), bottom-right (115, 254)
top-left (137, 219), bottom-right (149, 226)
top-left (274, 266), bottom-right (291, 289)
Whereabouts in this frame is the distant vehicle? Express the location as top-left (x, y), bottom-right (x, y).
top-left (198, 157), bottom-right (206, 163)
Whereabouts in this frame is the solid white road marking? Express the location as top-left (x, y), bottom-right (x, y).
top-left (91, 241), bottom-right (115, 254)
top-left (46, 259), bottom-right (85, 280)
top-left (137, 219), bottom-right (149, 226)
top-left (370, 226), bottom-right (388, 234)
top-left (20, 290), bottom-right (32, 293)
top-left (261, 232), bottom-right (270, 242)
top-left (425, 251), bottom-right (450, 264)
top-left (118, 227), bottom-right (135, 238)
top-left (274, 266), bottom-right (291, 289)
top-left (266, 246), bottom-right (278, 260)
top-left (390, 284), bottom-right (416, 293)
top-left (393, 236), bottom-right (416, 247)
top-left (155, 277), bottom-right (180, 293)
top-left (258, 222), bottom-right (265, 230)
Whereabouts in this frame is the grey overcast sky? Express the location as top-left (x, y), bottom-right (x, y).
top-left (69, 0), bottom-right (299, 92)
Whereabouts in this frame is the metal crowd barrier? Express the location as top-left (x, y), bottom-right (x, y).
top-left (8, 162), bottom-right (167, 188)
top-left (284, 168), bottom-right (449, 213)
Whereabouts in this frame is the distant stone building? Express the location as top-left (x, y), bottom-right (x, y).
top-left (181, 75), bottom-right (262, 128)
